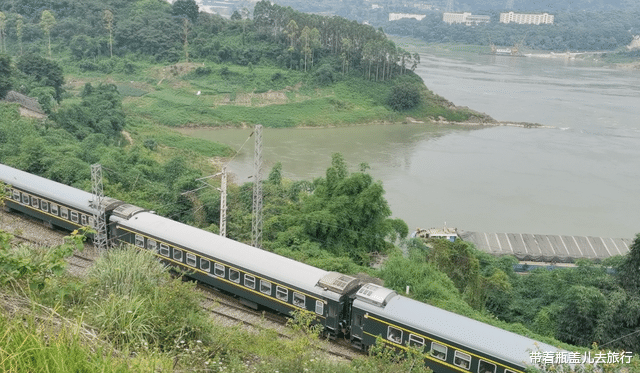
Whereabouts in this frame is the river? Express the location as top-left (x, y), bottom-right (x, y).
top-left (178, 44), bottom-right (640, 239)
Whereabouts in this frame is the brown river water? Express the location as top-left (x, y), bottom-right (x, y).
top-left (178, 45), bottom-right (640, 239)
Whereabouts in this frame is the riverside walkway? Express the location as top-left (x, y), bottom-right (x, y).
top-left (457, 231), bottom-right (634, 263)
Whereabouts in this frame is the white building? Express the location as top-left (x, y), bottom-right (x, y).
top-left (442, 12), bottom-right (490, 25)
top-left (389, 13), bottom-right (427, 21)
top-left (499, 12), bottom-right (554, 25)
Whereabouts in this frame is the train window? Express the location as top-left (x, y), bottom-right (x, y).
top-left (135, 234), bottom-right (145, 248)
top-left (159, 243), bottom-right (170, 257)
top-left (408, 334), bottom-right (425, 348)
top-left (200, 259), bottom-right (211, 272)
top-left (70, 211), bottom-right (79, 223)
top-left (13, 190), bottom-right (20, 201)
top-left (229, 269), bottom-right (240, 283)
top-left (315, 300), bottom-right (324, 315)
top-left (505, 370), bottom-right (516, 373)
top-left (186, 253), bottom-right (196, 267)
top-left (387, 326), bottom-right (403, 344)
top-left (430, 342), bottom-right (447, 361)
top-left (276, 286), bottom-right (288, 301)
top-left (60, 207), bottom-right (68, 219)
top-left (81, 215), bottom-right (88, 225)
top-left (51, 204), bottom-right (59, 215)
top-left (89, 217), bottom-right (95, 228)
top-left (260, 280), bottom-right (272, 295)
top-left (21, 194), bottom-right (29, 205)
top-left (147, 239), bottom-right (157, 251)
top-left (173, 248), bottom-right (183, 262)
top-left (214, 263), bottom-right (225, 277)
top-left (454, 351), bottom-right (471, 370)
top-left (244, 275), bottom-right (255, 289)
top-left (478, 360), bottom-right (496, 373)
top-left (293, 292), bottom-right (305, 308)
top-left (31, 197), bottom-right (39, 208)
top-left (41, 201), bottom-right (49, 212)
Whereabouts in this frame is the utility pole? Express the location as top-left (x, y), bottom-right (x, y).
top-left (91, 164), bottom-right (108, 250)
top-left (251, 124), bottom-right (263, 249)
top-left (189, 166), bottom-right (228, 237)
top-left (219, 166), bottom-right (227, 237)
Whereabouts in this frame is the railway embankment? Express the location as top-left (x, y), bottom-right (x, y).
top-left (0, 209), bottom-right (361, 369)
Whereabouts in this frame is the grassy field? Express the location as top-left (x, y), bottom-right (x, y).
top-left (65, 59), bottom-right (476, 132)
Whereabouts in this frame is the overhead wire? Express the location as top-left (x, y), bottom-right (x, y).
top-left (97, 145), bottom-right (639, 352)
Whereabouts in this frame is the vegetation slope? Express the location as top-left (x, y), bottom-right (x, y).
top-left (0, 0), bottom-right (640, 369)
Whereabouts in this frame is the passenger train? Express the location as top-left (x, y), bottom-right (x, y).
top-left (1, 163), bottom-right (562, 373)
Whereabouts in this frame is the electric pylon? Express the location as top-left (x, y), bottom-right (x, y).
top-left (251, 125), bottom-right (263, 249)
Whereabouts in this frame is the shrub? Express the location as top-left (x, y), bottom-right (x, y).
top-left (314, 64), bottom-right (334, 86)
top-left (195, 66), bottom-right (212, 76)
top-left (387, 84), bottom-right (421, 111)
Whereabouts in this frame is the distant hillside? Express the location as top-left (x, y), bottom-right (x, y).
top-left (274, 0), bottom-right (640, 15)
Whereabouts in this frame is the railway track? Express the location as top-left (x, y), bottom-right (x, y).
top-left (63, 256), bottom-right (358, 361)
top-left (198, 283), bottom-right (358, 361)
top-left (201, 292), bottom-right (356, 362)
top-left (1, 211), bottom-right (359, 362)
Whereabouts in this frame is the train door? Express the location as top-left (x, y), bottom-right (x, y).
top-left (350, 310), bottom-right (365, 350)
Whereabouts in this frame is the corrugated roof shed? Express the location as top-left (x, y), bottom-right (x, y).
top-left (459, 230), bottom-right (633, 263)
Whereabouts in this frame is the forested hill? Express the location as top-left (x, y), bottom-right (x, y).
top-left (276, 0), bottom-right (640, 14)
top-left (272, 0), bottom-right (640, 53)
top-left (0, 0), bottom-right (489, 125)
top-left (1, 0), bottom-right (412, 70)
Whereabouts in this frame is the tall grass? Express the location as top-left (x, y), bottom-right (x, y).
top-left (85, 246), bottom-right (213, 350)
top-left (0, 314), bottom-right (129, 373)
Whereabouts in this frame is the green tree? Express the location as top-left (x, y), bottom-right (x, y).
top-left (594, 289), bottom-right (640, 350)
top-left (16, 15), bottom-right (24, 55)
top-left (0, 54), bottom-right (11, 99)
top-left (181, 17), bottom-right (190, 62)
top-left (428, 239), bottom-right (484, 309)
top-left (556, 285), bottom-right (606, 346)
top-left (0, 12), bottom-right (6, 53)
top-left (103, 9), bottom-right (114, 58)
top-left (17, 54), bottom-right (64, 102)
top-left (387, 83), bottom-right (421, 111)
top-left (267, 162), bottom-right (283, 185)
top-left (40, 10), bottom-right (56, 58)
top-left (618, 233), bottom-right (640, 293)
top-left (314, 63), bottom-right (334, 86)
top-left (172, 0), bottom-right (199, 24)
top-left (230, 10), bottom-right (242, 21)
top-left (52, 83), bottom-right (125, 140)
top-left (302, 154), bottom-right (404, 263)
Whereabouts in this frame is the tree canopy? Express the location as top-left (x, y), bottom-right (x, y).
top-left (16, 53), bottom-right (64, 101)
top-left (261, 153), bottom-right (408, 265)
top-left (0, 54), bottom-right (11, 99)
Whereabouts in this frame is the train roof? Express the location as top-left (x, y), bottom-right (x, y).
top-left (0, 163), bottom-right (121, 213)
top-left (113, 211), bottom-right (355, 301)
top-left (354, 287), bottom-right (562, 368)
